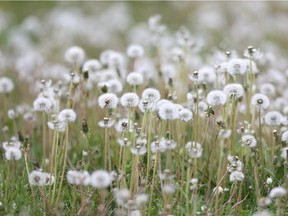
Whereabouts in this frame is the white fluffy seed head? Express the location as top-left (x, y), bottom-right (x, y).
top-left (5, 147), bottom-right (22, 160)
top-left (58, 109), bottom-right (76, 122)
top-left (185, 142), bottom-right (203, 158)
top-left (28, 170), bottom-right (52, 186)
top-left (67, 170), bottom-right (90, 186)
top-left (33, 97), bottom-right (53, 113)
top-left (223, 83), bottom-right (245, 99)
top-left (227, 58), bottom-right (247, 75)
top-left (229, 171), bottom-right (245, 182)
top-left (281, 131), bottom-right (288, 143)
top-left (142, 88), bottom-right (160, 103)
top-left (106, 79), bottom-right (123, 94)
top-left (251, 93), bottom-right (270, 109)
top-left (90, 170), bottom-right (112, 189)
top-left (120, 92), bottom-right (139, 108)
top-left (197, 66), bottom-right (216, 83)
top-left (206, 90), bottom-right (227, 106)
top-left (0, 77), bottom-right (14, 93)
top-left (281, 147), bottom-right (288, 159)
top-left (127, 44), bottom-right (144, 58)
top-left (158, 103), bottom-right (179, 120)
top-left (98, 93), bottom-right (119, 109)
top-left (179, 108), bottom-right (193, 122)
top-left (269, 186), bottom-right (287, 199)
top-left (126, 72), bottom-right (144, 86)
top-left (64, 46), bottom-right (85, 65)
top-left (82, 59), bottom-right (101, 73)
top-left (264, 111), bottom-right (283, 126)
top-left (241, 134), bottom-right (257, 148)
top-left (259, 83), bottom-right (276, 97)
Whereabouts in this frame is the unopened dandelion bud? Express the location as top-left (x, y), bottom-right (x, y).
top-left (81, 119), bottom-right (89, 134)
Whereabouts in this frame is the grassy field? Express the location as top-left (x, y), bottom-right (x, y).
top-left (0, 2), bottom-right (288, 216)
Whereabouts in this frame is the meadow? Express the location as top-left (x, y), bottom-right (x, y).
top-left (0, 2), bottom-right (288, 216)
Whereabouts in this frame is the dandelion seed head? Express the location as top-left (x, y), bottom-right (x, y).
top-left (259, 83), bottom-right (276, 97)
top-left (121, 92), bottom-right (139, 108)
top-left (158, 103), bottom-right (179, 120)
top-left (114, 188), bottom-right (130, 207)
top-left (5, 147), bottom-right (22, 160)
top-left (142, 88), bottom-right (160, 103)
top-left (251, 94), bottom-right (270, 109)
top-left (82, 59), bottom-right (101, 73)
top-left (264, 111), bottom-right (283, 126)
top-left (0, 77), bottom-right (14, 93)
top-left (127, 44), bottom-right (144, 58)
top-left (185, 141), bottom-right (203, 158)
top-left (269, 186), bottom-right (287, 199)
top-left (67, 170), bottom-right (90, 186)
top-left (126, 72), bottom-right (144, 86)
top-left (64, 46), bottom-right (85, 65)
top-left (206, 90), bottom-right (227, 106)
top-left (223, 83), bottom-right (244, 99)
top-left (58, 109), bottom-right (76, 122)
top-left (241, 134), bottom-right (257, 148)
top-left (33, 97), bottom-right (53, 113)
top-left (90, 170), bottom-right (113, 189)
top-left (229, 171), bottom-right (245, 182)
top-left (198, 66), bottom-right (216, 83)
top-left (98, 93), bottom-right (118, 109)
top-left (227, 58), bottom-right (247, 75)
top-left (252, 210), bottom-right (271, 216)
top-left (106, 79), bottom-right (123, 94)
top-left (179, 108), bottom-right (193, 122)
top-left (281, 147), bottom-right (288, 159)
top-left (28, 170), bottom-right (48, 186)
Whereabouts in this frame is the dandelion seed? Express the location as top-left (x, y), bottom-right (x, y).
top-left (47, 120), bottom-right (66, 132)
top-left (185, 141), bottom-right (203, 158)
top-left (114, 188), bottom-right (130, 207)
top-left (64, 46), bottom-right (85, 66)
top-left (227, 58), bottom-right (247, 75)
top-left (158, 103), bottom-right (179, 120)
top-left (213, 186), bottom-right (224, 195)
top-left (67, 170), bottom-right (90, 186)
top-left (58, 109), bottom-right (76, 122)
top-left (121, 92), bottom-right (139, 108)
top-left (130, 145), bottom-right (147, 155)
top-left (82, 59), bottom-right (101, 73)
top-left (106, 79), bottom-right (123, 94)
top-left (227, 155), bottom-right (243, 172)
top-left (28, 170), bottom-right (49, 186)
top-left (229, 171), bottom-right (245, 182)
top-left (151, 139), bottom-right (166, 153)
top-left (206, 90), bottom-right (227, 106)
top-left (251, 94), bottom-right (270, 109)
top-left (90, 170), bottom-right (112, 189)
top-left (264, 111), bottom-right (283, 126)
top-left (33, 97), bottom-right (52, 113)
top-left (126, 72), bottom-right (144, 86)
top-left (252, 210), bottom-right (271, 216)
top-left (280, 147), bottom-right (288, 159)
top-left (127, 44), bottom-right (144, 58)
top-left (2, 140), bottom-right (21, 151)
top-left (241, 134), bottom-right (257, 148)
top-left (223, 83), bottom-right (244, 99)
top-left (269, 186), bottom-right (287, 198)
top-left (98, 93), bottom-right (118, 109)
top-left (0, 77), bottom-right (14, 93)
top-left (142, 88), bottom-right (160, 103)
top-left (5, 147), bottom-right (22, 160)
top-left (197, 66), bottom-right (216, 83)
top-left (98, 118), bottom-right (115, 128)
top-left (178, 108), bottom-right (193, 122)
